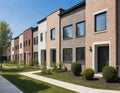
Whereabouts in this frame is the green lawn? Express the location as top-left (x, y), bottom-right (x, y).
top-left (36, 71), bottom-right (120, 90)
top-left (0, 65), bottom-right (76, 93)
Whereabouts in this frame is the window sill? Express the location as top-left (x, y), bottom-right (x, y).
top-left (63, 61), bottom-right (72, 63)
top-left (76, 36), bottom-right (85, 38)
top-left (94, 30), bottom-right (107, 34)
top-left (63, 38), bottom-right (73, 40)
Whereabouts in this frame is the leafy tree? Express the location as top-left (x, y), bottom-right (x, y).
top-left (0, 21), bottom-right (12, 69)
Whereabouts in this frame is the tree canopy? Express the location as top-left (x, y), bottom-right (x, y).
top-left (0, 21), bottom-right (12, 57)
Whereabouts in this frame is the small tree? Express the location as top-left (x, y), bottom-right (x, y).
top-left (0, 21), bottom-right (12, 70)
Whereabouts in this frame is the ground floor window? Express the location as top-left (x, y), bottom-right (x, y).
top-left (34, 52), bottom-right (38, 61)
top-left (63, 48), bottom-right (72, 63)
top-left (76, 47), bottom-right (85, 62)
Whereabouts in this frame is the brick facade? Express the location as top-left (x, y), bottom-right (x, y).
top-left (86, 0), bottom-right (117, 72)
top-left (23, 28), bottom-right (33, 65)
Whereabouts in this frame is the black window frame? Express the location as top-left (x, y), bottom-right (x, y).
top-left (40, 33), bottom-right (43, 42)
top-left (33, 37), bottom-right (38, 45)
top-left (63, 25), bottom-right (73, 40)
top-left (51, 28), bottom-right (56, 40)
top-left (95, 12), bottom-right (107, 32)
top-left (76, 21), bottom-right (85, 38)
top-left (63, 48), bottom-right (72, 63)
top-left (76, 47), bottom-right (85, 62)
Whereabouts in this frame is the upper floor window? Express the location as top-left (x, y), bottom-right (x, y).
top-left (95, 12), bottom-right (106, 32)
top-left (26, 40), bottom-right (27, 46)
top-left (51, 28), bottom-right (55, 40)
top-left (63, 25), bottom-right (73, 40)
top-left (40, 33), bottom-right (43, 42)
top-left (24, 42), bottom-right (25, 47)
top-left (76, 22), bottom-right (85, 37)
top-left (33, 37), bottom-right (38, 45)
top-left (29, 39), bottom-right (30, 46)
top-left (20, 43), bottom-right (22, 49)
top-left (12, 47), bottom-right (14, 51)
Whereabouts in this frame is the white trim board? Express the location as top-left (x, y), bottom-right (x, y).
top-left (92, 41), bottom-right (111, 72)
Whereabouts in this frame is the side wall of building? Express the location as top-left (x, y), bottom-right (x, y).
top-left (38, 20), bottom-right (47, 65)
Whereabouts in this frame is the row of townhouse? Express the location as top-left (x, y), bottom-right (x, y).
top-left (7, 0), bottom-right (120, 76)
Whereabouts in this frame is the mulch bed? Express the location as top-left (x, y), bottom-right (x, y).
top-left (63, 71), bottom-right (120, 86)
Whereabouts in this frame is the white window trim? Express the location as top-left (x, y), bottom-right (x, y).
top-left (92, 41), bottom-right (111, 72)
top-left (93, 8), bottom-right (108, 15)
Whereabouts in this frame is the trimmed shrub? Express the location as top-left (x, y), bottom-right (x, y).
top-left (102, 66), bottom-right (117, 82)
top-left (83, 68), bottom-right (94, 80)
top-left (71, 62), bottom-right (82, 76)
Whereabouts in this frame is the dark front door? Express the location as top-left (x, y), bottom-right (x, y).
top-left (41, 50), bottom-right (46, 65)
top-left (50, 49), bottom-right (56, 64)
top-left (98, 46), bottom-right (109, 72)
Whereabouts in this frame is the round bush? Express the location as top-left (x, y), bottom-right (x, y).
top-left (83, 68), bottom-right (94, 80)
top-left (71, 62), bottom-right (82, 76)
top-left (102, 66), bottom-right (117, 82)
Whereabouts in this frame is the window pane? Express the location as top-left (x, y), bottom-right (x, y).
top-left (33, 37), bottom-right (38, 45)
top-left (76, 22), bottom-right (85, 37)
top-left (34, 52), bottom-right (38, 61)
top-left (76, 47), bottom-right (85, 62)
top-left (63, 25), bottom-right (73, 39)
top-left (63, 48), bottom-right (72, 63)
top-left (40, 33), bottom-right (43, 41)
top-left (95, 12), bottom-right (106, 31)
top-left (51, 29), bottom-right (55, 40)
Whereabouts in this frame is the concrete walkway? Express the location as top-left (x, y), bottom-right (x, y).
top-left (0, 76), bottom-right (23, 93)
top-left (20, 71), bottom-right (120, 93)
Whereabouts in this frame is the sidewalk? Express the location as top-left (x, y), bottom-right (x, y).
top-left (0, 76), bottom-right (23, 93)
top-left (20, 71), bottom-right (120, 93)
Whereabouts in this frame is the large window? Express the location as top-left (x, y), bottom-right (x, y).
top-left (76, 22), bottom-right (85, 37)
top-left (51, 28), bottom-right (56, 40)
top-left (95, 12), bottom-right (106, 32)
top-left (63, 48), bottom-right (72, 63)
top-left (33, 37), bottom-right (38, 45)
top-left (63, 25), bottom-right (73, 39)
top-left (40, 33), bottom-right (43, 41)
top-left (76, 47), bottom-right (85, 62)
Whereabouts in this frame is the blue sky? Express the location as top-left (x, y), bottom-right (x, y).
top-left (0, 0), bottom-right (83, 38)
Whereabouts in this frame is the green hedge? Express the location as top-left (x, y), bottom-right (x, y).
top-left (83, 68), bottom-right (94, 80)
top-left (71, 62), bottom-right (82, 76)
top-left (102, 66), bottom-right (117, 82)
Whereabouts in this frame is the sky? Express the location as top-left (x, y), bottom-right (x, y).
top-left (0, 0), bottom-right (83, 38)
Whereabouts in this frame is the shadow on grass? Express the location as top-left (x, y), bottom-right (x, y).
top-left (2, 74), bottom-right (50, 93)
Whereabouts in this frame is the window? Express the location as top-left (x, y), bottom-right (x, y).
top-left (29, 39), bottom-right (30, 46)
top-left (76, 47), bottom-right (85, 62)
top-left (95, 12), bottom-right (106, 32)
top-left (40, 33), bottom-right (43, 41)
top-left (63, 48), bottom-right (72, 63)
top-left (76, 22), bottom-right (85, 37)
top-left (33, 37), bottom-right (38, 45)
top-left (34, 52), bottom-right (38, 61)
top-left (12, 47), bottom-right (14, 51)
top-left (26, 40), bottom-right (27, 46)
top-left (24, 42), bottom-right (25, 47)
top-left (20, 43), bottom-right (22, 49)
top-left (63, 25), bottom-right (73, 39)
top-left (51, 28), bottom-right (56, 40)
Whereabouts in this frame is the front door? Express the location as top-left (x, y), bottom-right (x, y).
top-left (98, 46), bottom-right (109, 72)
top-left (50, 49), bottom-right (56, 65)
